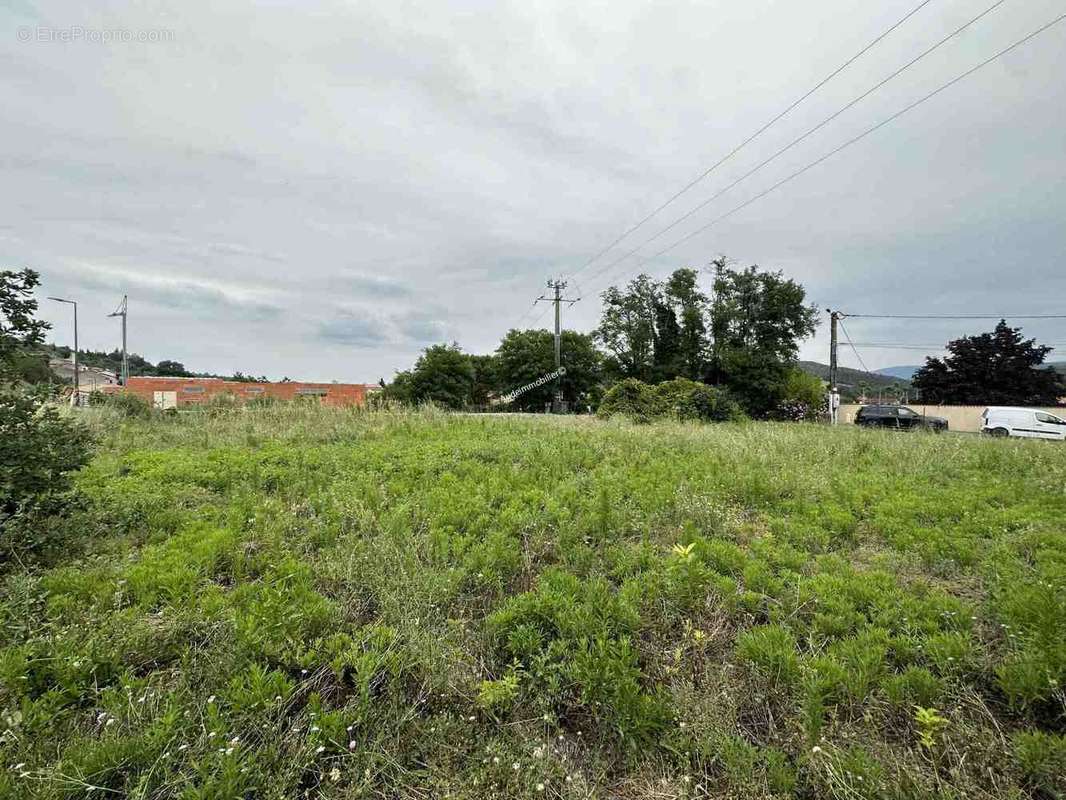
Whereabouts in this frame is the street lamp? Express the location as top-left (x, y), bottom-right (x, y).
top-left (48, 297), bottom-right (79, 406)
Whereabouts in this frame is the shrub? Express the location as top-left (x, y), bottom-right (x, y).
top-left (93, 390), bottom-right (153, 419)
top-left (597, 378), bottom-right (659, 422)
top-left (1, 388), bottom-right (94, 560)
top-left (653, 378), bottom-right (745, 422)
top-left (772, 368), bottom-right (826, 421)
top-left (597, 377), bottom-right (745, 423)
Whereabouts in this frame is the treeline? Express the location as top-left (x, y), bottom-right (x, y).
top-left (38, 343), bottom-right (271, 383)
top-left (388, 260), bottom-right (826, 419)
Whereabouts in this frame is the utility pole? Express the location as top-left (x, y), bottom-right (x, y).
top-left (827, 308), bottom-right (841, 424)
top-left (108, 295), bottom-right (128, 385)
top-left (48, 296), bottom-right (79, 406)
top-left (536, 279), bottom-right (579, 413)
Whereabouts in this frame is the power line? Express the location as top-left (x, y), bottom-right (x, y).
top-left (839, 320), bottom-right (872, 373)
top-left (845, 313), bottom-right (1066, 319)
top-left (847, 342), bottom-right (1066, 348)
top-left (596, 12), bottom-right (1066, 288)
top-left (564, 0), bottom-right (938, 282)
top-left (582, 0), bottom-right (1007, 288)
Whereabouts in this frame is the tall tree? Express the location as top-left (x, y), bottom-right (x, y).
top-left (0, 269), bottom-right (48, 371)
top-left (665, 268), bottom-right (708, 380)
top-left (651, 299), bottom-right (682, 382)
top-left (594, 275), bottom-right (659, 382)
top-left (912, 321), bottom-right (1064, 405)
top-left (706, 260), bottom-right (819, 416)
top-left (495, 328), bottom-right (603, 411)
top-left (407, 343), bottom-right (476, 409)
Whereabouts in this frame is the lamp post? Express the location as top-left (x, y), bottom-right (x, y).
top-left (48, 297), bottom-right (79, 406)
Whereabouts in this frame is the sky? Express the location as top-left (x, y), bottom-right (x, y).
top-left (3, 0), bottom-right (1065, 381)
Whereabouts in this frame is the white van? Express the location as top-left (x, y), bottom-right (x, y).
top-left (982, 407), bottom-right (1066, 440)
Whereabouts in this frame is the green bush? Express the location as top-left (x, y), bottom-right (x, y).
top-left (597, 378), bottom-right (659, 422)
top-left (1, 388), bottom-right (94, 561)
top-left (653, 378), bottom-right (745, 422)
top-left (92, 390), bottom-right (154, 419)
top-left (597, 377), bottom-right (745, 423)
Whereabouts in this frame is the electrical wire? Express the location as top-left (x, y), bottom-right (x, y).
top-left (845, 313), bottom-right (1066, 319)
top-left (581, 0), bottom-right (1007, 288)
top-left (593, 11), bottom-right (1066, 291)
top-left (565, 0), bottom-right (938, 282)
top-left (839, 320), bottom-right (873, 373)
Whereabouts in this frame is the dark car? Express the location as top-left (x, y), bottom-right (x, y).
top-left (855, 405), bottom-right (948, 431)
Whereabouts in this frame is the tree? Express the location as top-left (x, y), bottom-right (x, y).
top-left (912, 321), bottom-right (1065, 405)
top-left (706, 260), bottom-right (819, 416)
top-left (1, 269), bottom-right (48, 367)
top-left (407, 343), bottom-right (476, 409)
top-left (664, 268), bottom-right (708, 380)
top-left (595, 275), bottom-right (659, 382)
top-left (495, 329), bottom-right (603, 411)
top-left (468, 354), bottom-right (500, 407)
top-left (2, 269), bottom-right (93, 557)
top-left (156, 359), bottom-right (190, 377)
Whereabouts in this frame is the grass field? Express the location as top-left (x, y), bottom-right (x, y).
top-left (2, 407), bottom-right (1066, 799)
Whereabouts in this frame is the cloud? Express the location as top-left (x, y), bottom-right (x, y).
top-left (334, 273), bottom-right (413, 299)
top-left (3, 0), bottom-right (1065, 380)
top-left (55, 262), bottom-right (284, 322)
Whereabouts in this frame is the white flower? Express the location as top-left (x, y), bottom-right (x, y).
top-left (349, 741), bottom-right (357, 750)
top-left (315, 746), bottom-right (325, 754)
top-left (536, 783), bottom-right (545, 792)
top-left (105, 718), bottom-right (116, 726)
top-left (207, 695), bottom-right (215, 704)
top-left (512, 762), bottom-right (520, 771)
top-left (811, 746), bottom-right (822, 754)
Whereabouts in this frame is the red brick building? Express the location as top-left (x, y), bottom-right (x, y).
top-left (113, 376), bottom-right (367, 409)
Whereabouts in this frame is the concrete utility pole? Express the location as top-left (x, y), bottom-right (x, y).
top-left (108, 295), bottom-right (128, 385)
top-left (48, 296), bottom-right (79, 406)
top-left (827, 308), bottom-right (841, 424)
top-left (536, 279), bottom-right (579, 413)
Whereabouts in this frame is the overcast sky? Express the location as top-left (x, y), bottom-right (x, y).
top-left (4, 0), bottom-right (1065, 381)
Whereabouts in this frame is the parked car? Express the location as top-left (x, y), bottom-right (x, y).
top-left (854, 404), bottom-right (948, 431)
top-left (982, 407), bottom-right (1066, 440)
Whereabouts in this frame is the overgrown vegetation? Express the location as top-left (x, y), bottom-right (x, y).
top-left (2, 406), bottom-right (1065, 798)
top-left (1, 269), bottom-right (93, 562)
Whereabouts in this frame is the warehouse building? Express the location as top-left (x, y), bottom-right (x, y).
top-left (113, 376), bottom-right (367, 409)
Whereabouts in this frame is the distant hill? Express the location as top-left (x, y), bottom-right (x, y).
top-left (876, 365), bottom-right (922, 381)
top-left (797, 360), bottom-right (909, 401)
top-left (1050, 362), bottom-right (1066, 376)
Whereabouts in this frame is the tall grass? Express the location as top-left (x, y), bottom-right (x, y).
top-left (2, 406), bottom-right (1065, 798)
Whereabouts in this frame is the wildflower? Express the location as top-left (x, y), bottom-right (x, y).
top-left (493, 757), bottom-right (500, 765)
top-left (330, 767), bottom-right (341, 782)
top-left (349, 741), bottom-right (357, 750)
top-left (315, 746), bottom-right (325, 754)
top-left (811, 746), bottom-right (822, 754)
top-left (105, 718), bottom-right (116, 726)
top-left (536, 783), bottom-right (545, 792)
top-left (512, 762), bottom-right (520, 771)
top-left (207, 695), bottom-right (215, 704)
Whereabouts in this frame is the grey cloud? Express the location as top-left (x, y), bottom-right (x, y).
top-left (317, 312), bottom-right (389, 348)
top-left (4, 0), bottom-right (1065, 380)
